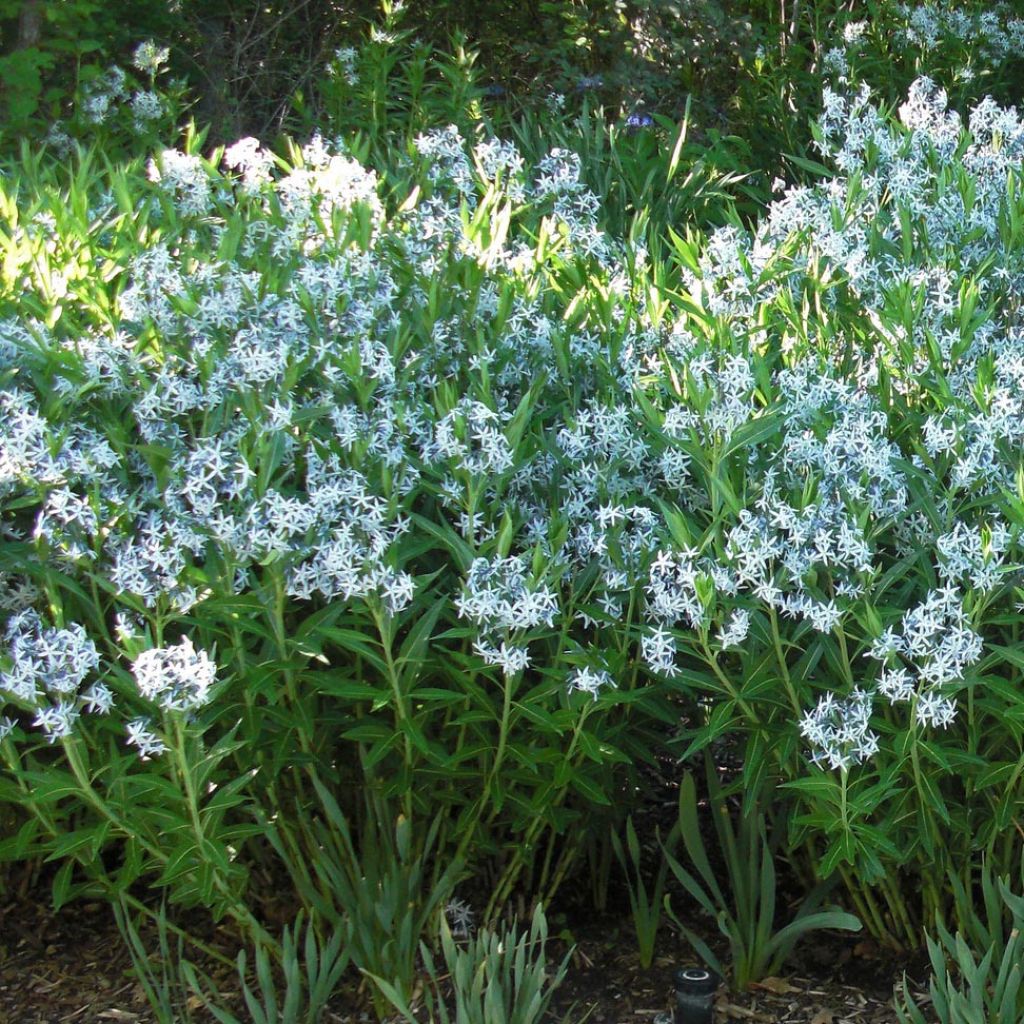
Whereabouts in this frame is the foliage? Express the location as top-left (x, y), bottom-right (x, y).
top-left (113, 897), bottom-right (202, 1024)
top-left (897, 862), bottom-right (1024, 1024)
top-left (663, 765), bottom-right (860, 989)
top-left (5, 2), bottom-right (1024, 1019)
top-left (266, 777), bottom-right (460, 1017)
top-left (185, 912), bottom-right (351, 1024)
top-left (115, 897), bottom-right (350, 1024)
top-left (611, 815), bottom-right (675, 969)
top-left (0, 0), bottom-right (179, 142)
top-left (1, 62), bottom-right (736, 938)
top-left (374, 903), bottom-right (572, 1024)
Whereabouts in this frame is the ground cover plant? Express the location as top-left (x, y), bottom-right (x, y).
top-left (4, 1), bottom-right (1024, 1020)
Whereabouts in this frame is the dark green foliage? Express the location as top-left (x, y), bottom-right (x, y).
top-left (0, 0), bottom-right (172, 136)
top-left (5, 0), bottom-right (1022, 166)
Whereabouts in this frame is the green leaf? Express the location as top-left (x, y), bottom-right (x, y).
top-left (722, 412), bottom-right (781, 460)
top-left (51, 859), bottom-right (76, 912)
top-left (819, 832), bottom-right (857, 877)
top-left (765, 909), bottom-right (861, 961)
top-left (396, 596), bottom-right (445, 683)
top-left (570, 772), bottom-right (611, 805)
top-left (784, 152), bottom-right (835, 178)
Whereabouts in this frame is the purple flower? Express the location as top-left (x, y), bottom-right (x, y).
top-left (625, 112), bottom-right (654, 131)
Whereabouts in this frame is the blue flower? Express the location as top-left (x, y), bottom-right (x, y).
top-left (625, 111), bottom-right (654, 132)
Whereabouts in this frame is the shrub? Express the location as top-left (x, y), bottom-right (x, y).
top-left (7, 10), bottom-right (1024, 1015)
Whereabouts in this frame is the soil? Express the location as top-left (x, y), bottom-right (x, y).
top-left (549, 913), bottom-right (918, 1024)
top-left (0, 751), bottom-right (928, 1023)
top-left (0, 880), bottom-right (926, 1024)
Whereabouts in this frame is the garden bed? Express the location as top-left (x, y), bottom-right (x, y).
top-left (4, 3), bottom-right (1024, 1023)
top-left (1, 885), bottom-right (911, 1024)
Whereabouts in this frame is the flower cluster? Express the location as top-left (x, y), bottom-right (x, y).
top-left (824, 2), bottom-right (1024, 100)
top-left (0, 612), bottom-right (104, 742)
top-left (800, 688), bottom-right (878, 771)
top-left (132, 637), bottom-right (218, 713)
top-left (5, 73), bottom-right (1024, 793)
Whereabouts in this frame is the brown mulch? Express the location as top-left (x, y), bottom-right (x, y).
top-left (0, 885), bottom-right (256, 1024)
top-left (0, 882), bottom-right (924, 1024)
top-left (549, 911), bottom-right (915, 1024)
top-left (0, 893), bottom-right (152, 1024)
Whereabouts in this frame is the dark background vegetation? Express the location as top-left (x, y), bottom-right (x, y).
top-left (7, 0), bottom-right (1024, 189)
top-left (0, 0), bottom-right (811, 150)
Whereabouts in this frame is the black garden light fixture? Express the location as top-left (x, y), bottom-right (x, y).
top-left (673, 966), bottom-right (720, 1024)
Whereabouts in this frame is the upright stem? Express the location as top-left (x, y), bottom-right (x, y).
top-left (168, 719), bottom-right (275, 950)
top-left (769, 605), bottom-right (801, 715)
top-left (700, 639), bottom-right (761, 724)
top-left (839, 863), bottom-right (894, 947)
top-left (272, 569), bottom-right (311, 755)
top-left (482, 704), bottom-right (591, 922)
top-left (834, 624), bottom-right (855, 687)
top-left (879, 870), bottom-right (919, 949)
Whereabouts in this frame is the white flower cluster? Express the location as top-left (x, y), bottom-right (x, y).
top-left (132, 40), bottom-right (170, 75)
top-left (125, 717), bottom-right (167, 759)
top-left (0, 611), bottom-right (106, 743)
top-left (533, 148), bottom-right (609, 262)
top-left (646, 548), bottom-right (706, 631)
top-left (826, 3), bottom-right (1024, 96)
top-left (409, 127), bottom-right (610, 267)
top-left (891, 2), bottom-right (1024, 59)
top-left (567, 665), bottom-right (616, 700)
top-left (277, 136), bottom-right (383, 227)
top-left (457, 557), bottom-right (558, 633)
top-left (285, 468), bottom-right (415, 615)
top-left (132, 636), bottom-right (217, 713)
top-left (0, 612), bottom-right (219, 752)
top-left (81, 66), bottom-right (129, 124)
top-left (800, 688), bottom-right (878, 771)
top-left (223, 137), bottom-right (276, 193)
top-left (717, 609), bottom-right (750, 650)
top-left (642, 626), bottom-right (679, 679)
top-left (415, 125), bottom-right (478, 199)
top-left (69, 48), bottom-right (171, 137)
top-left (7, 72), bottom-right (1024, 771)
top-left (627, 79), bottom-right (1024, 767)
top-left (421, 400), bottom-right (514, 477)
top-left (935, 521), bottom-right (1008, 593)
top-left (456, 557), bottom-right (558, 677)
top-left (330, 46), bottom-right (359, 86)
top-left (867, 587), bottom-right (981, 727)
top-left (148, 150), bottom-right (212, 215)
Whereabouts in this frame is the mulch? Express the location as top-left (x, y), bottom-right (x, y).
top-left (0, 883), bottom-right (926, 1024)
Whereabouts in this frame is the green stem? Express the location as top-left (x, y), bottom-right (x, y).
top-left (271, 569), bottom-right (311, 756)
top-left (769, 605), bottom-right (801, 715)
top-left (700, 640), bottom-right (761, 725)
top-left (115, 890), bottom-right (236, 968)
top-left (454, 665), bottom-right (522, 885)
top-left (170, 718), bottom-right (275, 950)
top-left (879, 870), bottom-right (918, 949)
top-left (839, 864), bottom-right (893, 946)
top-left (2, 748), bottom-right (234, 969)
top-left (482, 703), bottom-right (591, 922)
top-left (834, 625), bottom-right (855, 687)
top-left (61, 737), bottom-right (169, 867)
top-left (485, 668), bottom-right (516, 794)
top-left (906, 706), bottom-right (942, 857)
top-left (540, 831), bottom-right (580, 906)
top-left (373, 606), bottom-right (413, 818)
